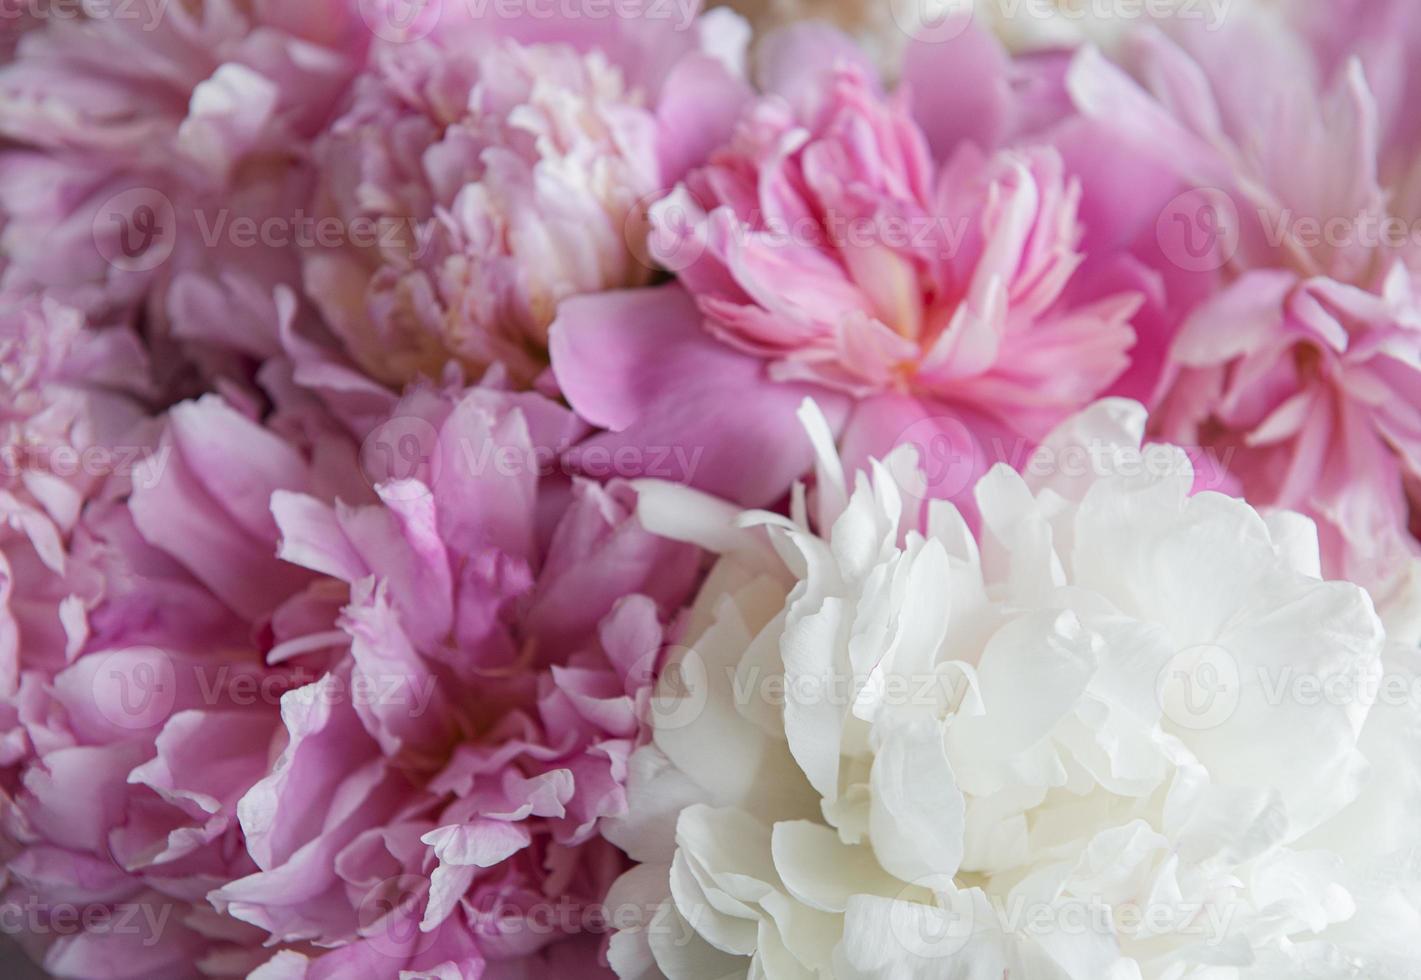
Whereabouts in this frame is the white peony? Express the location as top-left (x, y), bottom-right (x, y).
top-left (603, 399), bottom-right (1421, 980)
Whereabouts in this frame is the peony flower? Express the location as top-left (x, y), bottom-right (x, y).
top-left (302, 3), bottom-right (752, 388)
top-left (1, 496), bottom-right (304, 979)
top-left (1, 296), bottom-right (152, 764)
top-left (0, 0), bottom-right (369, 379)
top-left (179, 375), bottom-right (703, 977)
top-left (2, 325), bottom-right (391, 978)
top-left (1068, 5), bottom-right (1421, 634)
top-left (4, 349), bottom-right (704, 977)
top-left (550, 21), bottom-right (1142, 514)
top-left (603, 398), bottom-right (1421, 979)
top-left (2, 326), bottom-right (309, 977)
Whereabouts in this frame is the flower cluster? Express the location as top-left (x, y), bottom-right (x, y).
top-left (2, 1), bottom-right (1421, 978)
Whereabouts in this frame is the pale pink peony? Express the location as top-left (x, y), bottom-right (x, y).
top-left (1, 296), bottom-right (152, 757)
top-left (175, 376), bottom-right (702, 977)
top-left (4, 348), bottom-right (701, 976)
top-left (1069, 6), bottom-right (1421, 630)
top-left (303, 4), bottom-right (752, 388)
top-left (550, 22), bottom-right (1143, 512)
top-left (1, 495), bottom-right (303, 979)
top-left (0, 301), bottom-right (293, 977)
top-left (0, 0), bottom-right (369, 379)
top-left (0, 319), bottom-right (396, 978)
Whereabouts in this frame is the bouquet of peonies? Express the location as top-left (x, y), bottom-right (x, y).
top-left (3, 0), bottom-right (1421, 977)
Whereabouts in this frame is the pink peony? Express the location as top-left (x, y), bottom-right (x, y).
top-left (550, 21), bottom-right (1143, 513)
top-left (5, 347), bottom-right (701, 977)
top-left (1069, 6), bottom-right (1421, 630)
top-left (1, 335), bottom-right (384, 978)
top-left (0, 1), bottom-right (369, 380)
top-left (303, 3), bottom-right (752, 388)
top-left (1, 296), bottom-right (152, 763)
top-left (178, 376), bottom-right (701, 976)
top-left (0, 302), bottom-right (291, 977)
top-left (1, 496), bottom-right (302, 979)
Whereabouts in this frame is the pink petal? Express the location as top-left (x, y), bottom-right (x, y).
top-left (550, 285), bottom-right (849, 507)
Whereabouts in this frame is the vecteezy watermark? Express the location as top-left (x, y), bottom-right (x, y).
top-left (357, 0), bottom-right (698, 42)
top-left (352, 835), bottom-right (701, 960)
top-left (890, 0), bottom-right (1234, 42)
top-left (1, 0), bottom-right (170, 30)
top-left (1156, 643), bottom-right (1242, 731)
top-left (359, 415), bottom-right (442, 501)
top-left (0, 441), bottom-right (171, 491)
top-left (888, 414), bottom-right (1237, 505)
top-left (470, 894), bottom-right (694, 941)
top-left (1156, 191), bottom-right (1421, 273)
top-left (882, 882), bottom-right (1241, 963)
top-left (1157, 647), bottom-right (1421, 731)
top-left (889, 0), bottom-right (976, 44)
top-left (1259, 208), bottom-right (1421, 253)
top-left (993, 0), bottom-right (1233, 30)
top-left (91, 190), bottom-right (444, 273)
top-left (1156, 187), bottom-right (1241, 273)
top-left (462, 0), bottom-right (697, 28)
top-left (91, 651), bottom-right (439, 732)
top-left (92, 188), bottom-right (178, 274)
top-left (881, 885), bottom-right (975, 963)
top-left (281, 669), bottom-right (439, 716)
top-left (359, 414), bottom-right (706, 499)
top-left (353, 878), bottom-right (703, 962)
top-left (1255, 664), bottom-right (1421, 713)
top-left (0, 898), bottom-right (174, 946)
top-left (356, 875), bottom-right (442, 959)
top-left (889, 416), bottom-right (981, 504)
top-left (636, 191), bottom-right (985, 274)
top-left (91, 647), bottom-right (180, 732)
top-left (1024, 439), bottom-right (1235, 486)
top-left (191, 208), bottom-right (438, 256)
top-left (729, 661), bottom-right (967, 714)
top-left (647, 646), bottom-right (709, 732)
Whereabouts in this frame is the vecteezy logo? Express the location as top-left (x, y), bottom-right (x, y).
top-left (92, 647), bottom-right (178, 731)
top-left (630, 189), bottom-right (709, 274)
top-left (1156, 187), bottom-right (1241, 273)
top-left (118, 204), bottom-right (160, 257)
top-left (890, 415), bottom-right (980, 504)
top-left (359, 0), bottom-right (441, 42)
top-left (356, 875), bottom-right (439, 959)
top-left (1156, 643), bottom-right (1241, 731)
top-left (884, 884), bottom-right (975, 963)
top-left (647, 646), bottom-right (709, 731)
top-left (93, 188), bottom-right (177, 273)
top-left (359, 415), bottom-right (442, 500)
top-left (890, 0), bottom-right (976, 44)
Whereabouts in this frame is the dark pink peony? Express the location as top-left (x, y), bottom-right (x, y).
top-left (550, 21), bottom-right (1145, 514)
